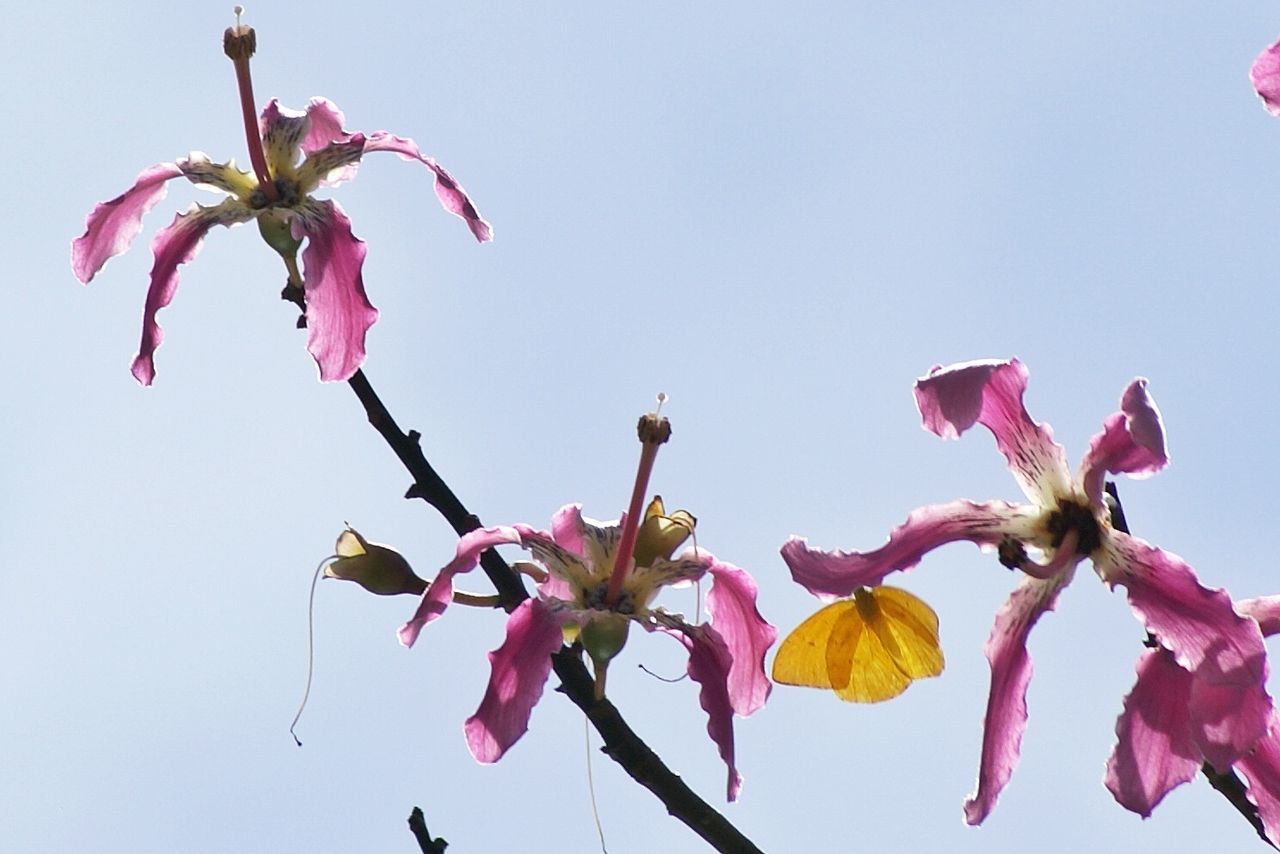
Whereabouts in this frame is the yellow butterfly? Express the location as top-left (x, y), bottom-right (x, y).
top-left (772, 586), bottom-right (943, 702)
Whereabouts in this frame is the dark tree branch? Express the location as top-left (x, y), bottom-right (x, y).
top-left (1105, 482), bottom-right (1273, 848)
top-left (552, 646), bottom-right (764, 854)
top-left (304, 308), bottom-right (764, 852)
top-left (345, 369), bottom-right (527, 609)
top-left (407, 807), bottom-right (448, 854)
top-left (1202, 765), bottom-right (1273, 847)
top-left (282, 284), bottom-right (526, 609)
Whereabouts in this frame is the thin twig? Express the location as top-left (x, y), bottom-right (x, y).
top-left (1105, 482), bottom-right (1273, 848)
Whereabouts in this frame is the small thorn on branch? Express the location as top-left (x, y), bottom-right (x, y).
top-left (279, 283), bottom-right (307, 327)
top-left (407, 806), bottom-right (448, 854)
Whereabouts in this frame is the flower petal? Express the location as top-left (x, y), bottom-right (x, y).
top-left (178, 152), bottom-right (256, 198)
top-left (1078, 378), bottom-right (1168, 503)
top-left (782, 500), bottom-right (1033, 599)
top-left (297, 99), bottom-right (363, 187)
top-left (964, 568), bottom-right (1075, 825)
top-left (915, 358), bottom-right (1072, 505)
top-left (1099, 533), bottom-right (1267, 688)
top-left (1104, 647), bottom-right (1200, 817)
top-left (1236, 715), bottom-right (1280, 846)
top-left (301, 98), bottom-right (355, 153)
top-left (131, 202), bottom-right (250, 386)
top-left (71, 162), bottom-right (183, 284)
top-left (298, 199), bottom-right (379, 382)
top-left (363, 132), bottom-right (493, 242)
top-left (635, 499), bottom-right (696, 565)
top-left (259, 99), bottom-right (309, 178)
top-left (515, 524), bottom-right (595, 595)
top-left (573, 513), bottom-right (622, 576)
top-left (1237, 596), bottom-right (1280, 638)
top-left (296, 136), bottom-right (368, 194)
top-left (627, 554), bottom-right (708, 608)
top-left (550, 504), bottom-right (587, 556)
top-left (1252, 38), bottom-right (1280, 117)
top-left (1188, 658), bottom-right (1273, 772)
top-left (661, 621), bottom-right (743, 801)
top-left (463, 597), bottom-right (565, 763)
top-left (706, 557), bottom-right (777, 716)
top-left (397, 525), bottom-right (522, 647)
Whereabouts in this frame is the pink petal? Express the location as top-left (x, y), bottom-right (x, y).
top-left (258, 99), bottom-right (310, 173)
top-left (296, 136), bottom-right (367, 191)
top-left (301, 100), bottom-right (361, 187)
top-left (298, 200), bottom-right (380, 382)
top-left (915, 358), bottom-right (1072, 505)
top-left (1101, 533), bottom-right (1267, 688)
top-left (1237, 715), bottom-right (1280, 846)
top-left (398, 526), bottom-right (522, 647)
top-left (1189, 657), bottom-right (1273, 772)
top-left (301, 98), bottom-right (354, 153)
top-left (463, 597), bottom-right (564, 763)
top-left (513, 523), bottom-right (591, 599)
top-left (130, 205), bottom-right (237, 386)
top-left (964, 568), bottom-right (1075, 825)
top-left (706, 557), bottom-right (777, 716)
top-left (533, 567), bottom-right (575, 602)
top-left (550, 504), bottom-right (587, 557)
top-left (781, 500), bottom-right (1030, 599)
top-left (1078, 378), bottom-right (1168, 503)
top-left (663, 622), bottom-right (743, 801)
top-left (72, 162), bottom-right (183, 284)
top-left (1251, 38), bottom-right (1280, 117)
top-left (1104, 647), bottom-right (1200, 817)
top-left (363, 132), bottom-right (493, 242)
top-left (1238, 596), bottom-right (1280, 638)
top-left (534, 504), bottom-right (586, 600)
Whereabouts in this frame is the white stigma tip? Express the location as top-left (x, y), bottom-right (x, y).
top-left (234, 5), bottom-right (244, 26)
top-left (654, 392), bottom-right (668, 415)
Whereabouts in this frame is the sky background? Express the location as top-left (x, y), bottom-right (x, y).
top-left (7, 2), bottom-right (1280, 852)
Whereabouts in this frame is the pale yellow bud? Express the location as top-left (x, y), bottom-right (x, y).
top-left (324, 528), bottom-right (426, 596)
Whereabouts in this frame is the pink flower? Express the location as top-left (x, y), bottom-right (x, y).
top-left (399, 500), bottom-right (776, 802)
top-left (71, 97), bottom-right (490, 385)
top-left (781, 358), bottom-right (1270, 825)
top-left (1109, 596), bottom-right (1280, 844)
top-left (1252, 36), bottom-right (1280, 117)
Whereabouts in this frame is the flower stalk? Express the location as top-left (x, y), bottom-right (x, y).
top-left (604, 404), bottom-right (672, 607)
top-left (223, 10), bottom-right (277, 201)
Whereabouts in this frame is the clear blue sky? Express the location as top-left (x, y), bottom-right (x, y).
top-left (7, 2), bottom-right (1280, 851)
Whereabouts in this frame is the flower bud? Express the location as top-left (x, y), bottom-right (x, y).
top-left (324, 528), bottom-right (426, 596)
top-left (633, 495), bottom-right (696, 567)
